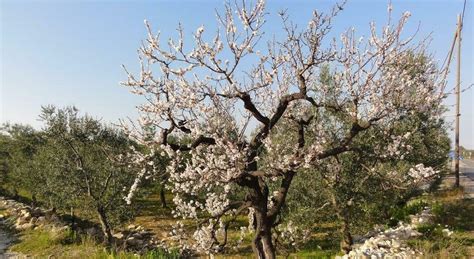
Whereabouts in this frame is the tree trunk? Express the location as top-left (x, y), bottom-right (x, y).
top-left (160, 187), bottom-right (167, 208)
top-left (252, 233), bottom-right (264, 258)
top-left (70, 207), bottom-right (75, 229)
top-left (252, 208), bottom-right (276, 259)
top-left (261, 231), bottom-right (275, 259)
top-left (328, 190), bottom-right (353, 254)
top-left (31, 194), bottom-right (37, 208)
top-left (48, 197), bottom-right (54, 210)
top-left (340, 217), bottom-right (353, 254)
top-left (97, 206), bottom-right (113, 246)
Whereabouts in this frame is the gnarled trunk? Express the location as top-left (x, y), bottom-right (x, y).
top-left (260, 231), bottom-right (275, 259)
top-left (245, 154), bottom-right (296, 258)
top-left (251, 207), bottom-right (276, 259)
top-left (97, 206), bottom-right (113, 246)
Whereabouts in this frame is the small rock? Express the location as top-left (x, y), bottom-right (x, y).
top-left (392, 240), bottom-right (401, 248)
top-left (126, 236), bottom-right (143, 247)
top-left (15, 217), bottom-right (28, 226)
top-left (17, 222), bottom-right (34, 230)
top-left (127, 224), bottom-right (136, 230)
top-left (113, 232), bottom-right (125, 239)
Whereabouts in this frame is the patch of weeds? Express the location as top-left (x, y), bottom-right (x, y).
top-left (431, 199), bottom-right (474, 232)
top-left (388, 200), bottom-right (428, 226)
top-left (406, 200), bottom-right (429, 214)
top-left (282, 232), bottom-right (339, 258)
top-left (416, 223), bottom-right (445, 239)
top-left (60, 229), bottom-right (82, 245)
top-left (407, 235), bottom-right (469, 258)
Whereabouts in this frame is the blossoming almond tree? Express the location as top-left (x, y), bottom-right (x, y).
top-left (122, 1), bottom-right (445, 257)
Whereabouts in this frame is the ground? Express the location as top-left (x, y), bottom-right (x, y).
top-left (2, 160), bottom-right (474, 258)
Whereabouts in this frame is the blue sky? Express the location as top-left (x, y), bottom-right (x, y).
top-left (1, 0), bottom-right (473, 148)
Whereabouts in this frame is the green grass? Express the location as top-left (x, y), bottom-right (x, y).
top-left (10, 228), bottom-right (179, 259)
top-left (11, 228), bottom-right (108, 258)
top-left (11, 228), bottom-right (59, 254)
top-left (291, 249), bottom-right (339, 258)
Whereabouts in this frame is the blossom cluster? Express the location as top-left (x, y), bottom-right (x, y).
top-left (407, 164), bottom-right (439, 183)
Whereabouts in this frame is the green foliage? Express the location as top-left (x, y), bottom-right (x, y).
top-left (0, 124), bottom-right (45, 198)
top-left (36, 105), bottom-right (137, 231)
top-left (283, 110), bottom-right (451, 252)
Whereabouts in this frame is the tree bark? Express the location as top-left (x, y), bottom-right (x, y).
top-left (97, 206), bottom-right (113, 246)
top-left (252, 208), bottom-right (276, 259)
top-left (261, 231), bottom-right (276, 259)
top-left (31, 194), bottom-right (37, 208)
top-left (70, 207), bottom-right (75, 229)
top-left (48, 197), bottom-right (54, 211)
top-left (328, 191), bottom-right (353, 254)
top-left (340, 216), bottom-right (353, 254)
top-left (13, 188), bottom-right (18, 199)
top-left (252, 232), bottom-right (264, 258)
top-left (160, 187), bottom-right (167, 208)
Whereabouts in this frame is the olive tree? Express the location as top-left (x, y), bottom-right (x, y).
top-left (38, 106), bottom-right (136, 245)
top-left (281, 54), bottom-right (450, 254)
top-left (0, 124), bottom-right (46, 203)
top-left (122, 1), bottom-right (445, 257)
